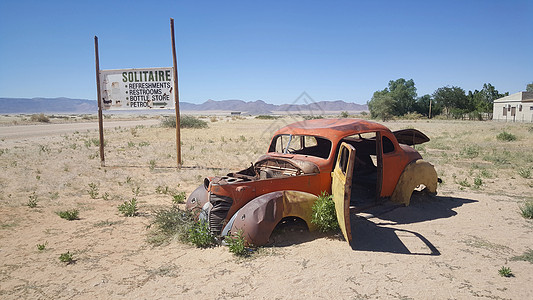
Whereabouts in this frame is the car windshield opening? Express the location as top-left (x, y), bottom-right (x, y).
top-left (269, 134), bottom-right (332, 159)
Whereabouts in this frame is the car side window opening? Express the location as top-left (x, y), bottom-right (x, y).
top-left (382, 136), bottom-right (395, 154)
top-left (269, 135), bottom-right (332, 159)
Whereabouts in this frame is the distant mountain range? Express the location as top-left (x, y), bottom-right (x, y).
top-left (0, 97), bottom-right (368, 114)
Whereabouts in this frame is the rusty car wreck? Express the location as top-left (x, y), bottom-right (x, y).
top-left (186, 118), bottom-right (438, 246)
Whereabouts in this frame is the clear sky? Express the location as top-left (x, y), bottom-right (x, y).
top-left (0, 0), bottom-right (531, 105)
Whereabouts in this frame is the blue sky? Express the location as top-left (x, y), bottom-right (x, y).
top-left (0, 0), bottom-right (531, 104)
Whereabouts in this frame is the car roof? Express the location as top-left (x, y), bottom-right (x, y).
top-left (274, 118), bottom-right (390, 140)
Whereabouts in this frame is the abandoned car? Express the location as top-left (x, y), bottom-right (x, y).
top-left (186, 118), bottom-right (438, 245)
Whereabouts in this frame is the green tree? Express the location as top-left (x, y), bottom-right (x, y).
top-left (526, 82), bottom-right (533, 92)
top-left (469, 83), bottom-right (509, 113)
top-left (433, 86), bottom-right (469, 117)
top-left (413, 94), bottom-right (440, 117)
top-left (367, 78), bottom-right (417, 119)
top-left (367, 91), bottom-right (395, 121)
top-left (388, 78), bottom-right (417, 115)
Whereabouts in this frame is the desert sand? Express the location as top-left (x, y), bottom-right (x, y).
top-left (0, 115), bottom-right (532, 299)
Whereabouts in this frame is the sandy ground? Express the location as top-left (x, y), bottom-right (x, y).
top-left (0, 116), bottom-right (532, 299)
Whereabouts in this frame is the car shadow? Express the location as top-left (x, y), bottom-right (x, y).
top-left (349, 193), bottom-right (478, 255)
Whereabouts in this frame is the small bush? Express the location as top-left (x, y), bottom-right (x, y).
top-left (187, 220), bottom-right (216, 248)
top-left (460, 145), bottom-right (480, 159)
top-left (519, 200), bottom-right (533, 219)
top-left (171, 191), bottom-right (187, 204)
top-left (118, 198), bottom-right (138, 217)
top-left (255, 115), bottom-right (279, 120)
top-left (340, 111), bottom-right (350, 118)
top-left (311, 192), bottom-right (339, 232)
top-left (496, 131), bottom-right (517, 142)
top-left (473, 177), bottom-right (483, 188)
top-left (37, 242), bottom-right (48, 251)
top-left (57, 209), bottom-right (79, 220)
top-left (27, 192), bottom-right (38, 208)
top-left (59, 251), bottom-right (75, 264)
top-left (511, 249), bottom-right (533, 264)
top-left (87, 183), bottom-right (99, 199)
top-left (226, 230), bottom-right (249, 257)
top-left (303, 115), bottom-right (324, 120)
top-left (30, 113), bottom-right (50, 123)
top-left (518, 167), bottom-right (531, 179)
top-left (161, 115), bottom-right (208, 129)
top-left (498, 266), bottom-right (513, 277)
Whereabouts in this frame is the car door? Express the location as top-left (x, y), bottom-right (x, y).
top-left (331, 142), bottom-right (355, 244)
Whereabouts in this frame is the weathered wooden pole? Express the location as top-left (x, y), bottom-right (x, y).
top-left (94, 36), bottom-right (105, 167)
top-left (170, 18), bottom-right (182, 168)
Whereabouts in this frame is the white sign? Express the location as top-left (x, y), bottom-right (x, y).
top-left (100, 67), bottom-right (174, 110)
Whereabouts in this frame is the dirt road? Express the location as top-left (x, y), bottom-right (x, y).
top-left (0, 119), bottom-right (161, 140)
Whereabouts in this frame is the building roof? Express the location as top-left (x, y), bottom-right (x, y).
top-left (494, 91), bottom-right (533, 103)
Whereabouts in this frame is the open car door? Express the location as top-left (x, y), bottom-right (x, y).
top-left (331, 142), bottom-right (356, 244)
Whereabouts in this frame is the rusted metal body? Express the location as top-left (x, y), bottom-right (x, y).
top-left (186, 118), bottom-right (437, 246)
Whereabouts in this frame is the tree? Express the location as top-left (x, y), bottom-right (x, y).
top-left (367, 78), bottom-right (417, 119)
top-left (413, 94), bottom-right (440, 117)
top-left (527, 82), bottom-right (533, 92)
top-left (469, 83), bottom-right (509, 113)
top-left (433, 86), bottom-right (468, 117)
top-left (387, 78), bottom-right (417, 116)
top-left (367, 90), bottom-right (395, 121)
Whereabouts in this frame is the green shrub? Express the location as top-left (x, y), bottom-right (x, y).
top-left (59, 251), bottom-right (75, 264)
top-left (518, 167), bottom-right (531, 179)
top-left (311, 192), bottom-right (339, 232)
top-left (498, 266), bottom-right (513, 277)
top-left (519, 200), bottom-right (533, 219)
top-left (187, 220), bottom-right (216, 248)
top-left (460, 145), bottom-right (480, 159)
top-left (303, 115), bottom-right (324, 120)
top-left (118, 198), bottom-right (138, 217)
top-left (171, 191), bottom-right (187, 204)
top-left (255, 115), bottom-right (279, 120)
top-left (340, 111), bottom-right (350, 118)
top-left (511, 249), bottom-right (533, 264)
top-left (57, 209), bottom-right (79, 220)
top-left (226, 230), bottom-right (248, 257)
top-left (37, 242), bottom-right (48, 251)
top-left (496, 131), bottom-right (517, 141)
top-left (27, 192), bottom-right (38, 208)
top-left (148, 206), bottom-right (196, 245)
top-left (87, 183), bottom-right (99, 199)
top-left (161, 115), bottom-right (208, 129)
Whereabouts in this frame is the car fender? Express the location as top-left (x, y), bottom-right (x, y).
top-left (221, 190), bottom-right (318, 246)
top-left (391, 159), bottom-right (438, 206)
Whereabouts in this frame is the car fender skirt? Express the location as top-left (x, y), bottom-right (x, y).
top-left (391, 159), bottom-right (438, 206)
top-left (226, 190), bottom-right (318, 246)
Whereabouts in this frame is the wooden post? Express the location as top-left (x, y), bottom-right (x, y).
top-left (170, 18), bottom-right (182, 167)
top-left (428, 98), bottom-right (432, 119)
top-left (94, 36), bottom-right (105, 167)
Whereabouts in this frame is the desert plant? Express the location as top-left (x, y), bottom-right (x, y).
top-left (132, 186), bottom-right (140, 196)
top-left (518, 167), bottom-right (531, 179)
top-left (161, 115), bottom-right (208, 129)
top-left (102, 192), bottom-right (110, 201)
top-left (57, 209), bottom-right (79, 220)
top-left (31, 113), bottom-right (50, 123)
top-left (498, 266), bottom-right (513, 277)
top-left (511, 249), bottom-right (533, 264)
top-left (473, 177), bottom-right (483, 188)
top-left (118, 198), bottom-right (138, 217)
top-left (149, 159), bottom-right (156, 170)
top-left (37, 242), bottom-right (48, 251)
top-left (27, 192), bottom-right (38, 208)
top-left (496, 131), bottom-right (517, 142)
top-left (255, 115), bottom-right (280, 120)
top-left (460, 145), bottom-right (480, 159)
top-left (458, 178), bottom-right (471, 187)
top-left (171, 191), bottom-right (187, 204)
top-left (311, 192), bottom-right (339, 232)
top-left (149, 206), bottom-right (196, 245)
top-left (155, 185), bottom-right (170, 194)
top-left (340, 111), bottom-right (349, 118)
top-left (87, 183), bottom-right (99, 199)
top-left (303, 115), bottom-right (324, 120)
top-left (187, 220), bottom-right (216, 248)
top-left (519, 200), bottom-right (533, 219)
top-left (59, 251), bottom-right (75, 264)
top-left (226, 230), bottom-right (249, 257)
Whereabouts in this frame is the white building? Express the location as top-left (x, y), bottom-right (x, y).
top-left (493, 91), bottom-right (533, 122)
